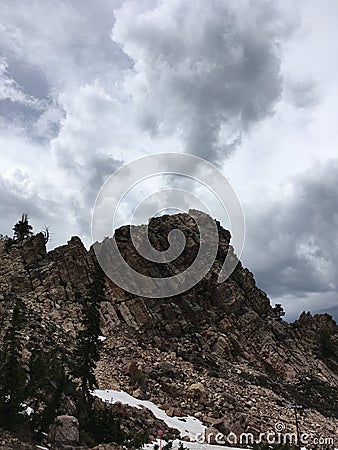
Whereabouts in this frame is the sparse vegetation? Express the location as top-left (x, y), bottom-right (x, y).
top-left (27, 349), bottom-right (76, 439)
top-left (42, 225), bottom-right (50, 244)
top-left (0, 296), bottom-right (28, 431)
top-left (124, 430), bottom-right (149, 449)
top-left (0, 268), bottom-right (125, 447)
top-left (85, 406), bottom-right (125, 446)
top-left (318, 328), bottom-right (337, 359)
top-left (273, 304), bottom-right (286, 321)
top-left (12, 214), bottom-right (33, 242)
top-left (288, 375), bottom-right (338, 418)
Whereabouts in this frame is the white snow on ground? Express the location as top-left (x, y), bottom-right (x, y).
top-left (92, 390), bottom-right (332, 450)
top-left (181, 442), bottom-right (247, 450)
top-left (93, 390), bottom-right (249, 449)
top-left (144, 439), bottom-right (247, 450)
top-left (145, 440), bottom-right (316, 450)
top-left (93, 389), bottom-right (206, 440)
top-left (98, 335), bottom-right (107, 341)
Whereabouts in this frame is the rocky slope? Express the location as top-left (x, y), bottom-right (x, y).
top-left (0, 210), bottom-right (337, 447)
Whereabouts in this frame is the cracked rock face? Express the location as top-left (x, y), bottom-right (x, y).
top-left (0, 211), bottom-right (338, 444)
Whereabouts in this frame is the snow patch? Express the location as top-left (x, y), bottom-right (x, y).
top-left (92, 389), bottom-right (206, 440)
top-left (144, 439), bottom-right (248, 450)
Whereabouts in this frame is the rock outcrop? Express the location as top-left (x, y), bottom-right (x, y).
top-left (0, 211), bottom-right (337, 446)
top-left (48, 415), bottom-right (80, 448)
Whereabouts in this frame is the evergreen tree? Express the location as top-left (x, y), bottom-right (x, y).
top-left (318, 328), bottom-right (337, 359)
top-left (72, 294), bottom-right (101, 405)
top-left (27, 349), bottom-right (76, 437)
top-left (87, 406), bottom-right (125, 444)
top-left (273, 303), bottom-right (286, 321)
top-left (0, 297), bottom-right (28, 430)
top-left (13, 214), bottom-right (33, 242)
top-left (72, 265), bottom-right (105, 406)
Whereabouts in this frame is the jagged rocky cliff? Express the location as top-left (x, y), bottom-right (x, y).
top-left (0, 211), bottom-right (337, 445)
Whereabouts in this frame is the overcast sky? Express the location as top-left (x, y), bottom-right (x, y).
top-left (0, 0), bottom-right (337, 321)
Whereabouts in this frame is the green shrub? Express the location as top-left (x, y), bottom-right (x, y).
top-left (124, 431), bottom-right (149, 449)
top-left (318, 328), bottom-right (337, 359)
top-left (85, 407), bottom-right (125, 445)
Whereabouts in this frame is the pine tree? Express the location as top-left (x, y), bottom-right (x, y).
top-left (318, 328), bottom-right (337, 359)
top-left (28, 349), bottom-right (76, 437)
top-left (0, 297), bottom-right (28, 430)
top-left (13, 214), bottom-right (33, 242)
top-left (72, 296), bottom-right (100, 406)
top-left (273, 303), bottom-right (286, 321)
top-left (72, 265), bottom-right (105, 406)
top-left (87, 406), bottom-right (125, 444)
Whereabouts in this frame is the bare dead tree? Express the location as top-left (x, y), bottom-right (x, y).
top-left (42, 226), bottom-right (50, 244)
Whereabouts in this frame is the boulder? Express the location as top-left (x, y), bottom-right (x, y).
top-left (48, 415), bottom-right (79, 448)
top-left (187, 382), bottom-right (206, 402)
top-left (123, 360), bottom-right (142, 379)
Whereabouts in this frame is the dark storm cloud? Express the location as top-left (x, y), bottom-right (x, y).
top-left (0, 0), bottom-right (131, 142)
top-left (112, 0), bottom-right (294, 165)
top-left (53, 150), bottom-right (123, 236)
top-left (0, 0), bottom-right (129, 242)
top-left (243, 160), bottom-right (338, 317)
top-left (89, 154), bottom-right (123, 199)
top-left (0, 0), bottom-right (335, 308)
top-left (67, 154), bottom-right (121, 239)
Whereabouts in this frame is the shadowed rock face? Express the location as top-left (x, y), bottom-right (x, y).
top-left (95, 210), bottom-right (272, 336)
top-left (0, 211), bottom-right (338, 441)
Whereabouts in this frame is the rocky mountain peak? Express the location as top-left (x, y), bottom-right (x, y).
top-left (0, 211), bottom-right (337, 447)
